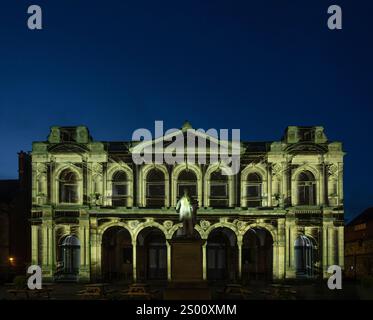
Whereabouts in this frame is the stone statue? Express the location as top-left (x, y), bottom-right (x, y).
top-left (176, 189), bottom-right (196, 237)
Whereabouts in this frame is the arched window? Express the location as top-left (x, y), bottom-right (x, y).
top-left (59, 170), bottom-right (79, 203)
top-left (246, 172), bottom-right (262, 207)
top-left (112, 171), bottom-right (128, 207)
top-left (297, 171), bottom-right (316, 205)
top-left (209, 170), bottom-right (228, 207)
top-left (177, 170), bottom-right (197, 200)
top-left (146, 169), bottom-right (165, 208)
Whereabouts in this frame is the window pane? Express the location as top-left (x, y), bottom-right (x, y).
top-left (112, 198), bottom-right (126, 207)
top-left (247, 185), bottom-right (260, 197)
top-left (210, 184), bottom-right (227, 197)
top-left (247, 200), bottom-right (261, 207)
top-left (60, 184), bottom-right (78, 203)
top-left (66, 185), bottom-right (78, 202)
top-left (210, 199), bottom-right (228, 207)
top-left (178, 170), bottom-right (197, 181)
top-left (177, 184), bottom-right (197, 198)
top-left (113, 184), bottom-right (127, 196)
top-left (147, 184), bottom-right (165, 197)
top-left (298, 184), bottom-right (315, 205)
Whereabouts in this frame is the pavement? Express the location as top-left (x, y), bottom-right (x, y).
top-left (0, 280), bottom-right (372, 300)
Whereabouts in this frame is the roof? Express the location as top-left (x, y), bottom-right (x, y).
top-left (347, 207), bottom-right (373, 226)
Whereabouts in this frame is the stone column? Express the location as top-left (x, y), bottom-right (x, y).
top-left (272, 241), bottom-right (279, 280)
top-left (31, 225), bottom-right (39, 265)
top-left (79, 215), bottom-right (90, 282)
top-left (267, 165), bottom-right (272, 207)
top-left (237, 238), bottom-right (242, 280)
top-left (328, 226), bottom-right (336, 267)
top-left (89, 228), bottom-right (100, 281)
top-left (132, 241), bottom-right (137, 282)
top-left (202, 242), bottom-right (207, 280)
top-left (103, 164), bottom-right (108, 206)
top-left (229, 176), bottom-right (235, 208)
top-left (51, 225), bottom-right (56, 273)
top-left (338, 226), bottom-right (344, 270)
top-left (167, 241), bottom-right (172, 281)
top-left (322, 221), bottom-right (330, 278)
top-left (285, 218), bottom-right (296, 278)
top-left (282, 162), bottom-right (289, 206)
top-left (318, 164), bottom-right (325, 206)
top-left (277, 219), bottom-right (286, 279)
top-left (41, 218), bottom-right (55, 281)
top-left (338, 163), bottom-right (343, 206)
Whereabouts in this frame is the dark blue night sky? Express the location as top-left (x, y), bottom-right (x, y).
top-left (0, 1), bottom-right (372, 220)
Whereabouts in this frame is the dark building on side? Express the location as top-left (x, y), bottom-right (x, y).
top-left (345, 208), bottom-right (373, 279)
top-left (0, 152), bottom-right (31, 282)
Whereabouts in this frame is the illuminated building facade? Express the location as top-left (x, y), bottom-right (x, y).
top-left (30, 124), bottom-right (345, 282)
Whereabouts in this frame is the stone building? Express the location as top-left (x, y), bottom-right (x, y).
top-left (30, 124), bottom-right (345, 282)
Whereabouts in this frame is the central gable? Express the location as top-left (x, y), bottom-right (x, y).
top-left (130, 123), bottom-right (244, 156)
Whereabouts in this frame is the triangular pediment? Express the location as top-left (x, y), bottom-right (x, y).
top-left (130, 126), bottom-right (244, 155)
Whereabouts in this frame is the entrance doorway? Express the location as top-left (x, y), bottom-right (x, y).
top-left (242, 228), bottom-right (273, 281)
top-left (207, 228), bottom-right (237, 281)
top-left (102, 227), bottom-right (132, 281)
top-left (137, 228), bottom-right (167, 281)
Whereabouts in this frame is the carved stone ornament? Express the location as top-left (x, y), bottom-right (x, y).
top-left (200, 220), bottom-right (210, 230)
top-left (163, 220), bottom-right (173, 230)
top-left (235, 220), bottom-right (247, 232)
top-left (328, 164), bottom-right (338, 177)
top-left (128, 220), bottom-right (140, 230)
top-left (272, 163), bottom-right (282, 178)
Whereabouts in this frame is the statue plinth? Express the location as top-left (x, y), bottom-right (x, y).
top-left (170, 237), bottom-right (204, 282)
top-left (164, 237), bottom-right (211, 300)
